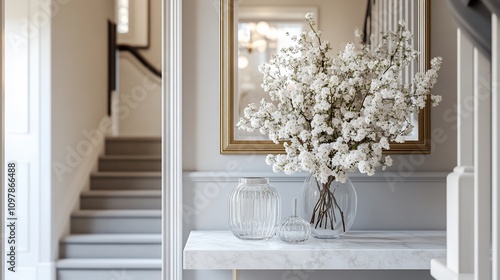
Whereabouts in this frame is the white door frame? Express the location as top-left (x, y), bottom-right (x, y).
top-left (162, 0), bottom-right (183, 280)
top-left (1, 0), bottom-right (5, 279)
top-left (3, 0), bottom-right (53, 279)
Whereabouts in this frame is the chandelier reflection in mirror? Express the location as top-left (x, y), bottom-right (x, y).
top-left (238, 21), bottom-right (277, 54)
top-left (236, 20), bottom-right (305, 140)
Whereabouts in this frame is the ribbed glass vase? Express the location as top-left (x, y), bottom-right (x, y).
top-left (228, 177), bottom-right (281, 240)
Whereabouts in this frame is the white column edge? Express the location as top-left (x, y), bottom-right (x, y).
top-left (0, 0), bottom-right (4, 278)
top-left (162, 0), bottom-right (183, 280)
top-left (473, 47), bottom-right (492, 280)
top-left (457, 28), bottom-right (474, 167)
top-left (491, 12), bottom-right (500, 280)
top-left (38, 0), bottom-right (53, 268)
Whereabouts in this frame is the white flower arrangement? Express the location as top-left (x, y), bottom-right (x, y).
top-left (237, 13), bottom-right (442, 185)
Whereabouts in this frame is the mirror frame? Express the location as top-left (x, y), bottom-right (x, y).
top-left (220, 0), bottom-right (431, 154)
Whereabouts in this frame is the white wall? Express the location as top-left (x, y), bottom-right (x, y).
top-left (117, 0), bottom-right (162, 136)
top-left (50, 0), bottom-right (114, 260)
top-left (182, 0), bottom-right (457, 279)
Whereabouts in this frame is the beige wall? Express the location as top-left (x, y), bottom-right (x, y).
top-left (51, 0), bottom-right (114, 260)
top-left (117, 0), bottom-right (162, 136)
top-left (116, 54), bottom-right (162, 136)
top-left (138, 0), bottom-right (162, 69)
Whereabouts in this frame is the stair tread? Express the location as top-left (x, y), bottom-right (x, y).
top-left (91, 171), bottom-right (161, 178)
top-left (59, 138), bottom-right (162, 270)
top-left (100, 155), bottom-right (161, 160)
top-left (72, 209), bottom-right (161, 217)
top-left (56, 258), bottom-right (161, 269)
top-left (81, 190), bottom-right (161, 197)
top-left (61, 234), bottom-right (161, 244)
top-left (106, 136), bottom-right (161, 142)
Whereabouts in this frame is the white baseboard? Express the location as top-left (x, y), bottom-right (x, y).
top-left (36, 262), bottom-right (56, 280)
top-left (5, 267), bottom-right (36, 280)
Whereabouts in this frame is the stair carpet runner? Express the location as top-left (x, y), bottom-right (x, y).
top-left (56, 137), bottom-right (162, 280)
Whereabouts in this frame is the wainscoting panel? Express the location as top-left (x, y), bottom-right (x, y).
top-left (183, 171), bottom-right (447, 233)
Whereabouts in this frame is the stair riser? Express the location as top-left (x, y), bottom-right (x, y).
top-left (60, 243), bottom-right (161, 258)
top-left (81, 197), bottom-right (161, 210)
top-left (91, 177), bottom-right (161, 190)
top-left (71, 217), bottom-right (161, 234)
top-left (105, 141), bottom-right (161, 156)
top-left (99, 160), bottom-right (161, 172)
top-left (58, 269), bottom-right (160, 280)
top-left (58, 138), bottom-right (162, 277)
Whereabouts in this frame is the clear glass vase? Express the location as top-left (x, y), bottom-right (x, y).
top-left (302, 174), bottom-right (357, 239)
top-left (228, 177), bottom-right (281, 240)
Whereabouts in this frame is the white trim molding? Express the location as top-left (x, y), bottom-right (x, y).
top-left (493, 12), bottom-right (500, 280)
top-left (184, 171), bottom-right (448, 183)
top-left (38, 0), bottom-right (53, 276)
top-left (162, 0), bottom-right (182, 280)
top-left (0, 0), bottom-right (4, 278)
top-left (473, 46), bottom-right (492, 280)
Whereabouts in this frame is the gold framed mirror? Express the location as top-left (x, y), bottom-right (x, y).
top-left (220, 0), bottom-right (431, 154)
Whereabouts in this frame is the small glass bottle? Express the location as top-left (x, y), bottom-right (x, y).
top-left (228, 177), bottom-right (281, 240)
top-left (278, 198), bottom-right (311, 243)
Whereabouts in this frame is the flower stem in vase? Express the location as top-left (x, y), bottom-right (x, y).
top-left (310, 178), bottom-right (346, 233)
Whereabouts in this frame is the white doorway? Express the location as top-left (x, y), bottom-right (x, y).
top-left (1, 0), bottom-right (183, 279)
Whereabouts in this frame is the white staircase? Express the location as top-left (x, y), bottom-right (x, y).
top-left (56, 137), bottom-right (162, 280)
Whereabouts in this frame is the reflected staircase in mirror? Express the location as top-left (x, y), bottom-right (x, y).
top-left (56, 137), bottom-right (162, 280)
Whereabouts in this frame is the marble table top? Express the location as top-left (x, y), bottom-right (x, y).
top-left (183, 230), bottom-right (446, 270)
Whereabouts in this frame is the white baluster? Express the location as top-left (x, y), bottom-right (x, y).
top-left (491, 12), bottom-right (500, 280)
top-left (474, 47), bottom-right (492, 280)
top-left (447, 28), bottom-right (475, 275)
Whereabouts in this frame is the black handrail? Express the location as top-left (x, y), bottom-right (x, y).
top-left (108, 21), bottom-right (117, 116)
top-left (362, 0), bottom-right (372, 44)
top-left (118, 45), bottom-right (162, 78)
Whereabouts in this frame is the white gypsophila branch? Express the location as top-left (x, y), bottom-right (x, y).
top-left (237, 14), bottom-right (442, 184)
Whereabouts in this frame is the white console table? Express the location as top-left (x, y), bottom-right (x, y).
top-left (183, 230), bottom-right (446, 279)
